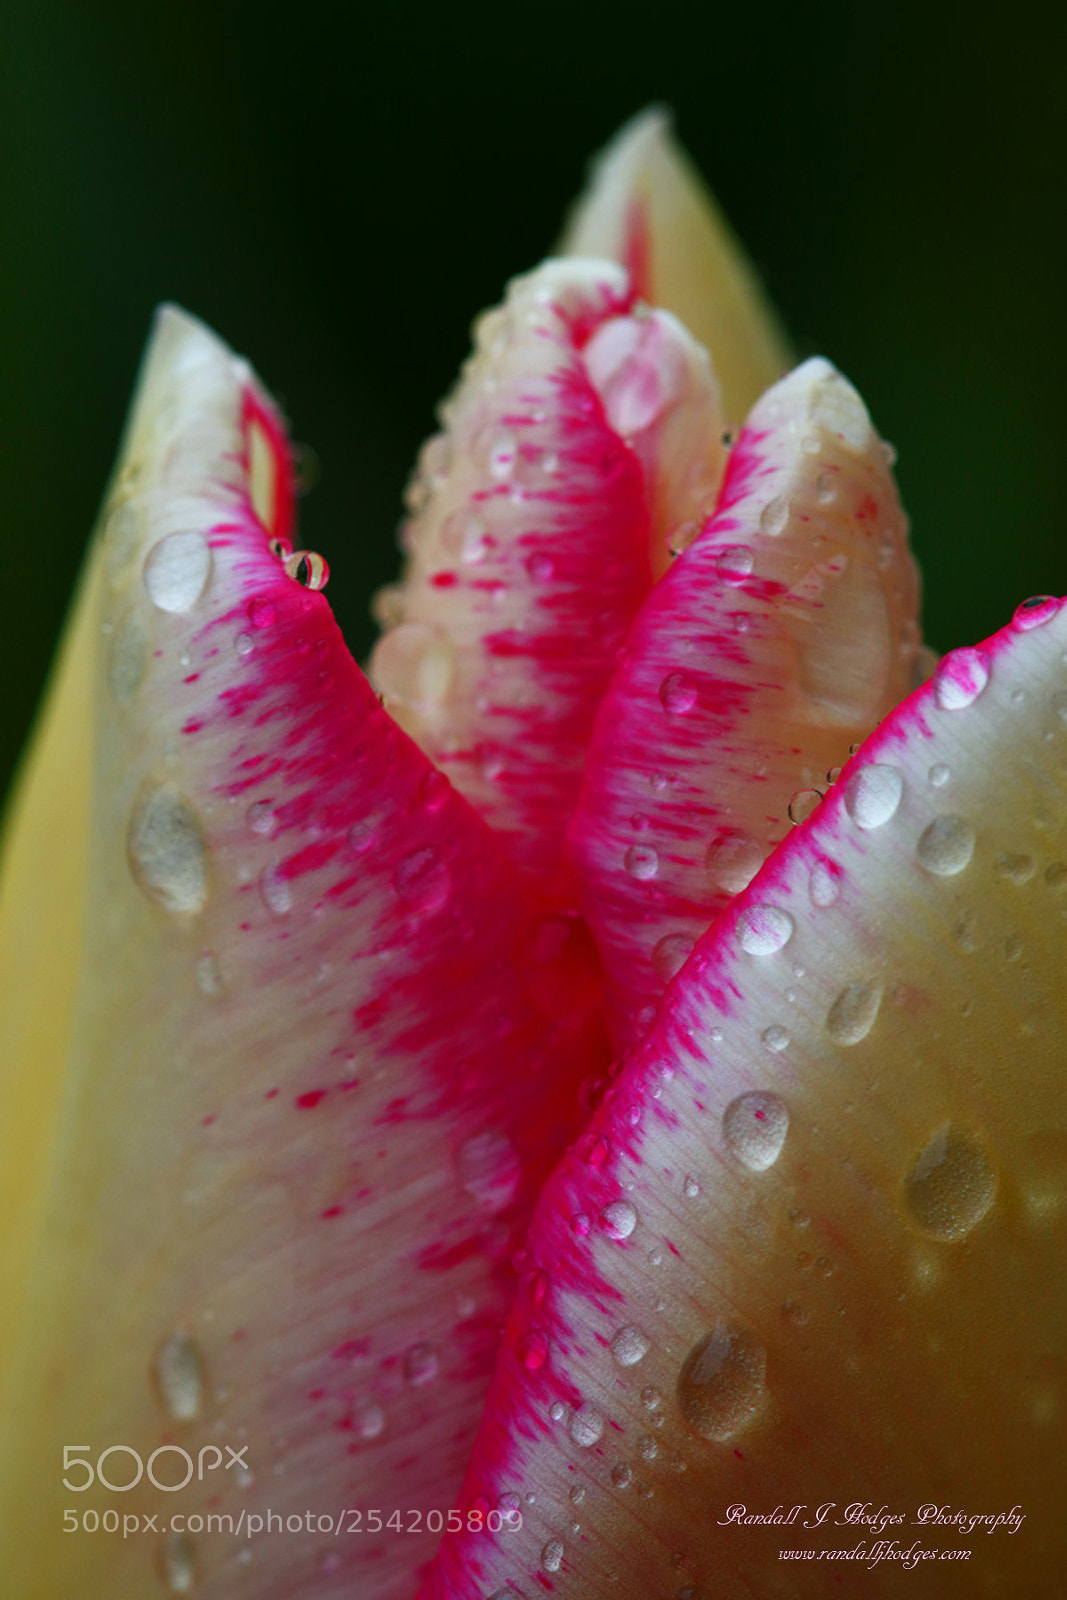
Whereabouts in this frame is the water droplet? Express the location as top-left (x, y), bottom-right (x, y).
top-left (759, 496), bottom-right (789, 537)
top-left (736, 905), bottom-right (794, 956)
top-left (928, 762), bottom-right (950, 787)
top-left (905, 1125), bottom-right (996, 1240)
top-left (638, 1435), bottom-right (659, 1460)
top-left (525, 551), bottom-right (555, 583)
top-left (260, 863), bottom-right (291, 917)
top-left (569, 1402), bottom-right (605, 1447)
top-left (249, 595), bottom-right (275, 629)
top-left (372, 622), bottom-right (455, 706)
top-left (788, 788), bottom-right (822, 826)
top-left (456, 1130), bottom-right (521, 1211)
top-left (683, 1174), bottom-right (700, 1199)
top-left (761, 1024), bottom-right (790, 1053)
top-left (844, 764), bottom-right (903, 830)
top-left (160, 1532), bottom-right (196, 1592)
top-left (677, 1320), bottom-right (767, 1441)
top-left (815, 471), bottom-right (837, 503)
top-left (1013, 595), bottom-right (1060, 630)
top-left (611, 1325), bottom-right (651, 1366)
top-left (247, 799), bottom-right (276, 836)
top-left (568, 1484), bottom-right (586, 1505)
top-left (934, 647), bottom-right (990, 710)
top-left (234, 631), bottom-right (254, 657)
top-left (808, 858), bottom-right (840, 908)
top-left (668, 518), bottom-right (702, 557)
top-left (826, 981), bottom-right (882, 1045)
top-left (195, 953), bottom-right (223, 997)
top-left (520, 1329), bottom-right (549, 1370)
top-left (403, 1342), bottom-right (439, 1386)
top-left (660, 670), bottom-right (698, 714)
top-left (127, 783), bottom-right (209, 916)
top-left (143, 531), bottom-right (212, 613)
top-left (994, 851), bottom-right (1035, 885)
top-left (916, 815), bottom-right (975, 876)
top-left (355, 1401), bottom-right (385, 1439)
top-left (283, 549), bottom-right (329, 590)
top-left (722, 1092), bottom-right (789, 1171)
top-left (440, 509), bottom-right (491, 564)
top-left (394, 847), bottom-right (451, 912)
top-left (153, 1330), bottom-right (205, 1422)
top-left (625, 844), bottom-right (659, 881)
top-left (652, 933), bottom-right (694, 984)
top-left (487, 430), bottom-right (517, 478)
top-left (541, 1540), bottom-right (564, 1573)
top-left (706, 833), bottom-right (763, 894)
top-left (611, 1462), bottom-right (633, 1487)
top-left (600, 1199), bottom-right (637, 1240)
top-left (716, 545), bottom-right (755, 584)
top-left (641, 1384), bottom-right (663, 1410)
top-left (269, 536), bottom-right (293, 560)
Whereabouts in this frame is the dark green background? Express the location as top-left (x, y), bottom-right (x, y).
top-left (1, 0), bottom-right (1064, 805)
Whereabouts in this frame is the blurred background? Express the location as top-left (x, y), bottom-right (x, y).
top-left (1, 0), bottom-right (1064, 805)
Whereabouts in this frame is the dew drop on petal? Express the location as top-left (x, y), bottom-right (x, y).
top-left (716, 545), bottom-right (755, 584)
top-left (153, 1331), bottom-right (205, 1422)
top-left (722, 1093), bottom-right (789, 1171)
top-left (788, 788), bottom-right (823, 826)
top-left (759, 496), bottom-right (789, 537)
top-left (247, 799), bottom-right (276, 836)
top-left (611, 1325), bottom-right (651, 1367)
top-left (403, 1343), bottom-right (439, 1386)
top-left (195, 953), bottom-right (223, 997)
top-left (394, 847), bottom-right (451, 912)
top-left (905, 1125), bottom-right (996, 1240)
top-left (625, 844), bottom-right (659, 881)
top-left (160, 1533), bottom-right (196, 1593)
top-left (844, 764), bottom-right (903, 830)
top-left (826, 981), bottom-right (882, 1045)
top-left (569, 1403), bottom-right (605, 1447)
top-left (706, 834), bottom-right (763, 894)
top-left (127, 783), bottom-right (209, 916)
top-left (934, 647), bottom-right (990, 710)
top-left (143, 531), bottom-right (212, 613)
top-left (355, 1401), bottom-right (385, 1440)
top-left (600, 1199), bottom-right (638, 1239)
top-left (234, 632), bottom-right (254, 657)
top-left (736, 905), bottom-right (794, 956)
top-left (260, 863), bottom-right (291, 917)
top-left (1013, 595), bottom-right (1060, 630)
top-left (283, 549), bottom-right (329, 590)
top-left (809, 858), bottom-right (839, 908)
top-left (456, 1130), bottom-right (521, 1212)
top-left (652, 933), bottom-right (695, 984)
top-left (660, 670), bottom-right (698, 714)
top-left (916, 815), bottom-right (975, 876)
top-left (521, 1329), bottom-right (549, 1371)
top-left (760, 1024), bottom-right (790, 1053)
top-left (677, 1321), bottom-right (766, 1441)
top-left (541, 1540), bottom-right (564, 1573)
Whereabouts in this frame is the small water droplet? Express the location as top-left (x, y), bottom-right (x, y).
top-left (815, 471), bottom-right (837, 503)
top-left (541, 1539), bottom-right (564, 1573)
top-left (456, 1130), bottom-right (521, 1212)
top-left (160, 1532), bottom-right (196, 1592)
top-left (905, 1125), bottom-right (996, 1240)
top-left (667, 518), bottom-right (702, 557)
top-left (759, 496), bottom-right (789, 537)
top-left (195, 952), bottom-right (223, 997)
top-left (652, 932), bottom-right (695, 984)
top-left (269, 536), bottom-right (293, 560)
top-left (128, 783), bottom-right (209, 916)
top-left (928, 762), bottom-right (950, 787)
top-left (260, 863), bottom-right (291, 917)
top-left (487, 430), bottom-right (517, 478)
top-left (808, 858), bottom-right (840, 908)
top-left (403, 1342), bottom-right (439, 1386)
top-left (826, 981), bottom-right (882, 1045)
top-left (611, 1461), bottom-right (633, 1487)
top-left (525, 551), bottom-right (555, 583)
top-left (143, 532), bottom-right (212, 613)
top-left (600, 1199), bottom-right (637, 1239)
top-left (683, 1174), bottom-right (700, 1199)
top-left (844, 764), bottom-right (903, 829)
top-left (788, 788), bottom-right (823, 826)
top-left (153, 1331), bottom-right (204, 1422)
top-left (736, 905), bottom-right (794, 956)
top-left (716, 545), bottom-right (755, 584)
top-left (660, 670), bottom-right (698, 714)
top-left (355, 1401), bottom-right (385, 1439)
top-left (611, 1325), bottom-right (651, 1366)
top-left (283, 549), bottom-right (329, 590)
top-left (706, 833), bottom-right (763, 894)
top-left (247, 799), bottom-right (276, 836)
top-left (641, 1385), bottom-right (663, 1410)
top-left (916, 815), bottom-right (975, 876)
top-left (394, 847), bottom-right (451, 912)
top-left (995, 851), bottom-right (1035, 885)
top-left (520, 1329), bottom-right (549, 1371)
top-left (677, 1320), bottom-right (767, 1441)
top-left (722, 1092), bottom-right (789, 1171)
top-left (1013, 595), bottom-right (1060, 630)
top-left (569, 1402), bottom-right (605, 1447)
top-left (234, 631), bottom-right (254, 657)
top-left (934, 647), bottom-right (990, 710)
top-left (761, 1024), bottom-right (790, 1053)
top-left (440, 509), bottom-right (491, 564)
top-left (638, 1435), bottom-right (659, 1459)
top-left (625, 844), bottom-right (659, 881)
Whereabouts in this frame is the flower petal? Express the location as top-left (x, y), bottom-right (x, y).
top-left (0, 308), bottom-right (608, 1597)
top-left (560, 107), bottom-right (791, 426)
top-left (425, 597), bottom-right (1067, 1595)
top-left (573, 357), bottom-right (923, 1050)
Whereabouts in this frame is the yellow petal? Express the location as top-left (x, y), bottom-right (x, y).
top-left (560, 107), bottom-right (791, 425)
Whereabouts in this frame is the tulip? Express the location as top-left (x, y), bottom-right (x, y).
top-left (1, 110), bottom-right (1062, 1599)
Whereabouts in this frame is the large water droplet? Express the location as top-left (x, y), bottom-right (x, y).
top-left (456, 1130), bottom-right (520, 1212)
top-left (611, 1324), bottom-right (651, 1366)
top-left (569, 1402), bottom-right (605, 1447)
top-left (128, 784), bottom-right (209, 915)
top-left (283, 549), bottom-right (329, 590)
top-left (844, 764), bottom-right (903, 829)
top-left (916, 815), bottom-right (975, 876)
top-left (826, 981), bottom-right (882, 1045)
top-left (160, 1532), bottom-right (197, 1592)
top-left (736, 905), bottom-right (794, 956)
top-left (143, 531), bottom-right (212, 613)
top-left (934, 647), bottom-right (990, 710)
top-left (905, 1125), bottom-right (996, 1240)
top-left (541, 1540), bottom-right (564, 1574)
top-left (677, 1321), bottom-right (766, 1441)
top-left (722, 1092), bottom-right (789, 1171)
top-left (625, 844), bottom-right (659, 881)
top-left (600, 1199), bottom-right (637, 1239)
top-left (153, 1331), bottom-right (205, 1422)
top-left (1013, 595), bottom-right (1060, 630)
top-left (660, 670), bottom-right (698, 714)
top-left (706, 833), bottom-right (763, 894)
